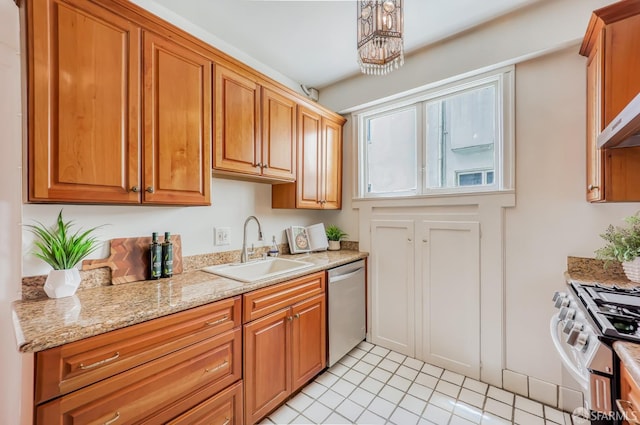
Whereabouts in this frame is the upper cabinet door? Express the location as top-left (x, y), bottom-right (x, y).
top-left (142, 32), bottom-right (212, 205)
top-left (28, 0), bottom-right (140, 203)
top-left (321, 118), bottom-right (343, 210)
top-left (214, 65), bottom-right (261, 176)
top-left (261, 87), bottom-right (296, 181)
top-left (296, 106), bottom-right (322, 209)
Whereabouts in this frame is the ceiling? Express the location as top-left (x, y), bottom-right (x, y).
top-left (152, 0), bottom-right (544, 89)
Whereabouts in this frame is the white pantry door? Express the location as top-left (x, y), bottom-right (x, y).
top-left (370, 220), bottom-right (415, 356)
top-left (418, 221), bottom-right (480, 379)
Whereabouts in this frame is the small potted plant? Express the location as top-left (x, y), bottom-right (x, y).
top-left (595, 213), bottom-right (640, 282)
top-left (325, 225), bottom-right (348, 251)
top-left (26, 210), bottom-right (103, 298)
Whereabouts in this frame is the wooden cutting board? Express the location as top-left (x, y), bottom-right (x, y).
top-left (82, 235), bottom-right (183, 284)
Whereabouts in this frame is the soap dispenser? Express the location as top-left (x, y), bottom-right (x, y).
top-left (268, 236), bottom-right (279, 257)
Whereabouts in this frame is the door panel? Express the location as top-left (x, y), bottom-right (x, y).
top-left (419, 221), bottom-right (480, 379)
top-left (291, 294), bottom-right (326, 391)
top-left (262, 87), bottom-right (296, 180)
top-left (297, 107), bottom-right (321, 208)
top-left (322, 118), bottom-right (342, 209)
top-left (243, 308), bottom-right (290, 425)
top-left (143, 31), bottom-right (211, 205)
top-left (29, 0), bottom-right (140, 203)
top-left (370, 220), bottom-right (415, 356)
top-left (214, 66), bottom-right (260, 175)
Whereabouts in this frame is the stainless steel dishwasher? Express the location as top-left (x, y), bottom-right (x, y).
top-left (327, 259), bottom-right (366, 366)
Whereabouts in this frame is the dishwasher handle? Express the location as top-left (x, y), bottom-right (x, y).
top-left (329, 267), bottom-right (364, 284)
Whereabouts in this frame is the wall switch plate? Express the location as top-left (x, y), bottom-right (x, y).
top-left (215, 227), bottom-right (230, 246)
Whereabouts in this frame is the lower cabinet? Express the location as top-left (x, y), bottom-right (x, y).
top-left (34, 297), bottom-right (243, 424)
top-left (243, 272), bottom-right (326, 425)
top-left (32, 272), bottom-right (330, 425)
top-left (370, 219), bottom-right (481, 379)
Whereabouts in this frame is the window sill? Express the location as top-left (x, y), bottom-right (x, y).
top-left (351, 190), bottom-right (515, 209)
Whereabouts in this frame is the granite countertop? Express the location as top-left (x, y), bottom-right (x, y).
top-left (13, 250), bottom-right (368, 353)
top-left (565, 256), bottom-right (638, 289)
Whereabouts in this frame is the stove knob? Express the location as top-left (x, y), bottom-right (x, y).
top-left (565, 308), bottom-right (576, 321)
top-left (559, 307), bottom-right (576, 320)
top-left (553, 291), bottom-right (566, 302)
top-left (567, 327), bottom-right (588, 348)
top-left (563, 319), bottom-right (575, 334)
top-left (574, 332), bottom-right (589, 351)
top-left (554, 297), bottom-right (570, 309)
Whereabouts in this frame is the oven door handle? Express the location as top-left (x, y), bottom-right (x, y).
top-left (549, 313), bottom-right (589, 390)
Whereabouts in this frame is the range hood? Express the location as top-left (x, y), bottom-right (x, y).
top-left (598, 92), bottom-right (640, 149)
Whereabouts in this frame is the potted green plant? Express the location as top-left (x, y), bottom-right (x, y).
top-left (325, 225), bottom-right (348, 251)
top-left (595, 213), bottom-right (640, 282)
top-left (26, 210), bottom-right (103, 298)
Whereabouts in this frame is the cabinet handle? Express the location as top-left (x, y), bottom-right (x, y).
top-left (294, 313), bottom-right (300, 319)
top-left (79, 352), bottom-right (120, 370)
top-left (262, 163), bottom-right (268, 169)
top-left (616, 400), bottom-right (640, 424)
top-left (103, 411), bottom-right (120, 425)
top-left (205, 316), bottom-right (228, 326)
top-left (221, 418), bottom-right (230, 425)
top-left (422, 239), bottom-right (428, 243)
top-left (588, 184), bottom-right (599, 191)
top-left (145, 186), bottom-right (154, 193)
top-left (408, 238), bottom-right (413, 242)
top-left (130, 186), bottom-right (140, 193)
top-left (205, 360), bottom-right (229, 373)
top-left (254, 162), bottom-right (262, 168)
top-left (287, 316), bottom-right (293, 321)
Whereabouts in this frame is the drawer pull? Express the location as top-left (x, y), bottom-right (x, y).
top-left (79, 352), bottom-right (120, 370)
top-left (206, 316), bottom-right (228, 326)
top-left (205, 360), bottom-right (229, 374)
top-left (222, 418), bottom-right (230, 425)
top-left (294, 313), bottom-right (300, 319)
top-left (104, 411), bottom-right (120, 425)
top-left (616, 399), bottom-right (640, 424)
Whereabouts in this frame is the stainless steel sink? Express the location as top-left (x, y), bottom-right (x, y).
top-left (201, 258), bottom-right (314, 283)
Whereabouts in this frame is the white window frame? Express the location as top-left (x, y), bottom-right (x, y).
top-left (354, 66), bottom-right (514, 199)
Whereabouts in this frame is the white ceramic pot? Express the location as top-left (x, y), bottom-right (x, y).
top-left (328, 240), bottom-right (341, 251)
top-left (622, 257), bottom-right (640, 283)
top-left (44, 268), bottom-right (81, 298)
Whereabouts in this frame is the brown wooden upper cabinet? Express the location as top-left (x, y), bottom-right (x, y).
top-left (213, 65), bottom-right (296, 182)
top-left (580, 0), bottom-right (640, 202)
top-left (272, 104), bottom-right (345, 210)
top-left (23, 0), bottom-right (211, 205)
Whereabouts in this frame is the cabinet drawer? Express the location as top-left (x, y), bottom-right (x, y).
top-left (35, 296), bottom-right (241, 404)
top-left (167, 380), bottom-right (243, 425)
top-left (243, 272), bottom-right (325, 322)
top-left (36, 327), bottom-right (242, 425)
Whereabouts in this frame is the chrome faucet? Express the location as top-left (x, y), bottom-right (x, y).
top-left (241, 215), bottom-right (263, 263)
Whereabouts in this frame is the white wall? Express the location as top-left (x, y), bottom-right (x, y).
top-left (318, 0), bottom-right (640, 391)
top-left (0, 1), bottom-right (31, 423)
top-left (22, 182), bottom-right (337, 276)
top-left (506, 47), bottom-right (638, 384)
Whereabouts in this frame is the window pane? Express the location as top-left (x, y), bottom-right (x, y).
top-left (426, 85), bottom-right (496, 189)
top-left (458, 172), bottom-right (483, 186)
top-left (366, 108), bottom-right (417, 194)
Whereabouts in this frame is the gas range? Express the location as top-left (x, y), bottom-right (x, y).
top-left (551, 280), bottom-right (640, 423)
top-left (570, 281), bottom-right (640, 342)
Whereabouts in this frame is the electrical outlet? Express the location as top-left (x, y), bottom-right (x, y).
top-left (214, 227), bottom-right (230, 246)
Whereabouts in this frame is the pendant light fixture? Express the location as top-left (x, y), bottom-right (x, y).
top-left (357, 0), bottom-right (404, 76)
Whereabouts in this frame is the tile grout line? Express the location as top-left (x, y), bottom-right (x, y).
top-left (271, 341), bottom-right (570, 425)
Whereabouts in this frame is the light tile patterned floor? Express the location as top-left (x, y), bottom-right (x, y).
top-left (261, 341), bottom-right (574, 425)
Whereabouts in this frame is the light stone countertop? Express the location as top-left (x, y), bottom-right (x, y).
top-left (13, 250), bottom-right (367, 353)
